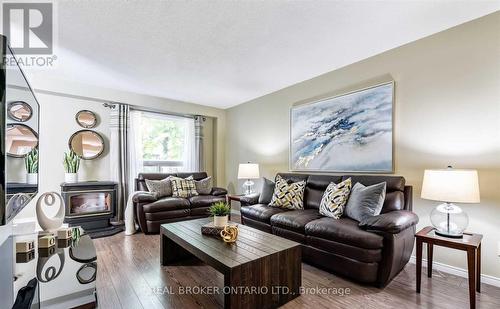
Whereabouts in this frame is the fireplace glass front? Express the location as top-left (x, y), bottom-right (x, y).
top-left (68, 191), bottom-right (112, 216)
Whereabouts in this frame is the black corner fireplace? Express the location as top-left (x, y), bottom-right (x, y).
top-left (61, 181), bottom-right (121, 238)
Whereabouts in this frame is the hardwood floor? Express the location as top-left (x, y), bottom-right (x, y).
top-left (94, 218), bottom-right (500, 309)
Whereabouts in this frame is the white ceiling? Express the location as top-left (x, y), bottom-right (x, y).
top-left (25, 0), bottom-right (500, 108)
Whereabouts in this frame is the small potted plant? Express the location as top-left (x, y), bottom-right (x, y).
top-left (25, 148), bottom-right (38, 184)
top-left (209, 202), bottom-right (231, 227)
top-left (63, 150), bottom-right (80, 183)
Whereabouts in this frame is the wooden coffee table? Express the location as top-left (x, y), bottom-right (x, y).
top-left (160, 218), bottom-right (302, 309)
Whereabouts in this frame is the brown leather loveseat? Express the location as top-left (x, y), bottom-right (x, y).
top-left (240, 173), bottom-right (418, 287)
top-left (134, 172), bottom-right (227, 234)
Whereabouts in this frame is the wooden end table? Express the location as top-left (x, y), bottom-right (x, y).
top-left (415, 226), bottom-right (482, 309)
top-left (226, 194), bottom-right (244, 204)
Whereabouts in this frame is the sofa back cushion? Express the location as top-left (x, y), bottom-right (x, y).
top-left (136, 172), bottom-right (208, 192)
top-left (268, 173), bottom-right (408, 213)
top-left (177, 172), bottom-right (209, 181)
top-left (276, 173), bottom-right (309, 184)
top-left (305, 175), bottom-right (342, 209)
top-left (342, 175), bottom-right (405, 213)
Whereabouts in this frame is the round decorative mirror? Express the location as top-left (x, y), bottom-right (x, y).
top-left (7, 101), bottom-right (33, 122)
top-left (6, 124), bottom-right (39, 157)
top-left (75, 110), bottom-right (98, 128)
top-left (69, 130), bottom-right (105, 160)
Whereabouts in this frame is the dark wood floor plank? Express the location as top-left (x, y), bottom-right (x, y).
top-left (98, 246), bottom-right (145, 309)
top-left (107, 237), bottom-right (166, 309)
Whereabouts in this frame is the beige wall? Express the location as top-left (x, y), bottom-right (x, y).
top-left (225, 12), bottom-right (500, 278)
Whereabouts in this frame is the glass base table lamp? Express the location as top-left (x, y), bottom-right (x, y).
top-left (237, 163), bottom-right (260, 195)
top-left (421, 166), bottom-right (480, 238)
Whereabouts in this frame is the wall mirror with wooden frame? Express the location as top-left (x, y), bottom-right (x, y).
top-left (69, 130), bottom-right (105, 160)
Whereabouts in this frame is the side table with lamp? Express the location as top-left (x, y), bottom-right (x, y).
top-left (229, 163), bottom-right (260, 214)
top-left (417, 166), bottom-right (481, 309)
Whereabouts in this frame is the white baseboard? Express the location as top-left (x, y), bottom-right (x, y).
top-left (409, 256), bottom-right (500, 288)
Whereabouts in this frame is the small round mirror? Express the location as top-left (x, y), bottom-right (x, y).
top-left (75, 110), bottom-right (97, 128)
top-left (8, 101), bottom-right (33, 122)
top-left (6, 124), bottom-right (39, 157)
top-left (69, 130), bottom-right (105, 160)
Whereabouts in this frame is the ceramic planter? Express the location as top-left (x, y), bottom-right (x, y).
top-left (65, 173), bottom-right (78, 183)
top-left (213, 215), bottom-right (228, 227)
top-left (26, 173), bottom-right (38, 184)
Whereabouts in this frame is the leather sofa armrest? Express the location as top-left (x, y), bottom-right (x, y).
top-left (240, 193), bottom-right (260, 206)
top-left (211, 187), bottom-right (228, 196)
top-left (132, 192), bottom-right (157, 203)
top-left (359, 210), bottom-right (419, 234)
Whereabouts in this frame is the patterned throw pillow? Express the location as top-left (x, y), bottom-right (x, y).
top-left (145, 176), bottom-right (173, 199)
top-left (194, 176), bottom-right (213, 195)
top-left (171, 177), bottom-right (199, 198)
top-left (269, 175), bottom-right (306, 210)
top-left (319, 178), bottom-right (352, 219)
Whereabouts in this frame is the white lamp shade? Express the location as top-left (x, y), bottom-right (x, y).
top-left (421, 169), bottom-right (480, 203)
top-left (237, 163), bottom-right (260, 179)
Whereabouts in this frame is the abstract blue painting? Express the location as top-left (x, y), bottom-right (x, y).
top-left (290, 82), bottom-right (393, 172)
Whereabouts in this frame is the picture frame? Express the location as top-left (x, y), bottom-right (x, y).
top-left (289, 81), bottom-right (394, 173)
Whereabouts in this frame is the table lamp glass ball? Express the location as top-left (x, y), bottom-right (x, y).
top-left (421, 167), bottom-right (479, 238)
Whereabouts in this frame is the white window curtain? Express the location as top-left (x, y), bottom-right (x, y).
top-left (128, 110), bottom-right (144, 187)
top-left (181, 116), bottom-right (197, 172)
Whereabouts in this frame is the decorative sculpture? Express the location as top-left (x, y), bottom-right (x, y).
top-left (36, 248), bottom-right (65, 282)
top-left (36, 192), bottom-right (65, 232)
top-left (220, 225), bottom-right (239, 243)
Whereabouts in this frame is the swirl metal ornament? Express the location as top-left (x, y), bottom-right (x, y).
top-left (220, 225), bottom-right (239, 243)
top-left (36, 192), bottom-right (65, 232)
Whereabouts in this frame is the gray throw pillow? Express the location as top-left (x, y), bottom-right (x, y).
top-left (344, 182), bottom-right (387, 222)
top-left (145, 176), bottom-right (173, 199)
top-left (258, 177), bottom-right (275, 204)
top-left (194, 176), bottom-right (213, 195)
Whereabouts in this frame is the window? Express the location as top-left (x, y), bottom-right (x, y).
top-left (131, 111), bottom-right (196, 173)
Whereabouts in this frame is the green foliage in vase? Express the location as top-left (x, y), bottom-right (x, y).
top-left (63, 150), bottom-right (80, 173)
top-left (24, 148), bottom-right (39, 173)
top-left (209, 202), bottom-right (231, 217)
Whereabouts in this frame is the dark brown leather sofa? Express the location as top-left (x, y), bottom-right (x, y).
top-left (240, 173), bottom-right (418, 287)
top-left (133, 172), bottom-right (227, 234)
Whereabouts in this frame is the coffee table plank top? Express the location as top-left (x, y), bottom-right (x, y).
top-left (161, 218), bottom-right (300, 271)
